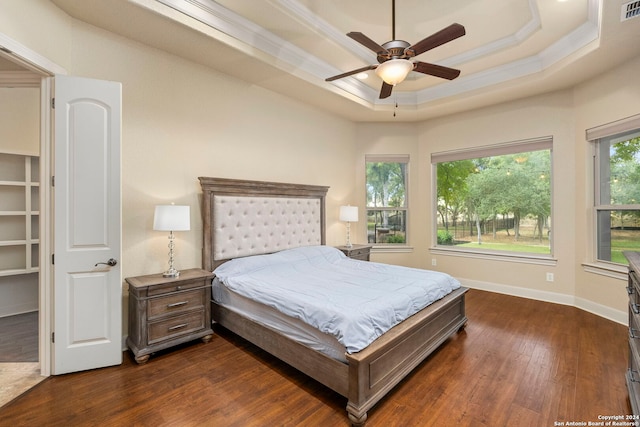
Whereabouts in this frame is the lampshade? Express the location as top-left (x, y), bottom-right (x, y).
top-left (153, 205), bottom-right (190, 231)
top-left (375, 59), bottom-right (414, 86)
top-left (339, 205), bottom-right (359, 222)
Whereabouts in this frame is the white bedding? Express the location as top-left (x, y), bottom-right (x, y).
top-left (213, 245), bottom-right (461, 354)
top-left (212, 277), bottom-right (348, 361)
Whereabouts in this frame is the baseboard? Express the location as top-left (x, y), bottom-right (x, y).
top-left (0, 304), bottom-right (38, 318)
top-left (459, 277), bottom-right (626, 325)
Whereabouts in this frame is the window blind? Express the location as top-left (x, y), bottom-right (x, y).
top-left (586, 113), bottom-right (640, 141)
top-left (366, 154), bottom-right (410, 163)
top-left (431, 136), bottom-right (552, 164)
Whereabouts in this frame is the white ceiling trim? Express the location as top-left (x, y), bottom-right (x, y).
top-left (154, 0), bottom-right (602, 109)
top-left (416, 0), bottom-right (601, 106)
top-left (0, 32), bottom-right (67, 76)
top-left (273, 0), bottom-right (375, 64)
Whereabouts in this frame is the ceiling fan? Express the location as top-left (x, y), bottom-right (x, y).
top-left (325, 0), bottom-right (465, 99)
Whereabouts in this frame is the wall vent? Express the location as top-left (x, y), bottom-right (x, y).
top-left (622, 1), bottom-right (640, 21)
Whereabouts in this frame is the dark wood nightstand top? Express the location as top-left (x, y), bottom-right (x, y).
top-left (126, 268), bottom-right (214, 291)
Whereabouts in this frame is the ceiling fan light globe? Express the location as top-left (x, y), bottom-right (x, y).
top-left (375, 59), bottom-right (413, 86)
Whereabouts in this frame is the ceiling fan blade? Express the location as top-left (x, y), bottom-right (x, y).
top-left (379, 82), bottom-right (393, 99)
top-left (325, 64), bottom-right (378, 82)
top-left (413, 61), bottom-right (461, 80)
top-left (347, 32), bottom-right (389, 55)
top-left (405, 23), bottom-right (465, 57)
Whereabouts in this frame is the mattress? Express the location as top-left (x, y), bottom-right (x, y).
top-left (212, 277), bottom-right (348, 362)
top-left (213, 245), bottom-right (461, 355)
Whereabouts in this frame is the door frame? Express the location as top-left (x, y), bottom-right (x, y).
top-left (0, 32), bottom-right (67, 377)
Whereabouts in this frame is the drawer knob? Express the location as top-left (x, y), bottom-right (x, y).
top-left (168, 323), bottom-right (188, 331)
top-left (167, 301), bottom-right (188, 308)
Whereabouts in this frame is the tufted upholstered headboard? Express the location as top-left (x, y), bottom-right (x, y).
top-left (198, 177), bottom-right (329, 271)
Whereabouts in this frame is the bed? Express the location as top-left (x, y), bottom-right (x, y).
top-left (199, 177), bottom-right (468, 426)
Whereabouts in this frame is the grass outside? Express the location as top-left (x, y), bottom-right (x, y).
top-left (439, 224), bottom-right (640, 264)
top-left (608, 230), bottom-right (640, 264)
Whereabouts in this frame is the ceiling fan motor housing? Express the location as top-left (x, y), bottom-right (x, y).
top-left (377, 40), bottom-right (411, 63)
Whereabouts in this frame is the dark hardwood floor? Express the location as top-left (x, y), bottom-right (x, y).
top-left (0, 311), bottom-right (38, 362)
top-left (0, 289), bottom-right (631, 426)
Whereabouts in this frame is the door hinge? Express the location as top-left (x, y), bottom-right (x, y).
top-left (51, 176), bottom-right (55, 187)
top-left (51, 98), bottom-right (55, 109)
top-left (51, 332), bottom-right (55, 343)
top-left (51, 254), bottom-right (54, 265)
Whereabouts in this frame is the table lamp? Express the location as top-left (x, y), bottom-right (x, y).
top-left (154, 204), bottom-right (190, 277)
top-left (339, 205), bottom-right (358, 248)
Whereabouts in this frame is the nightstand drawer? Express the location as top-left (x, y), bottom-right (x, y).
top-left (336, 244), bottom-right (372, 261)
top-left (348, 247), bottom-right (370, 260)
top-left (148, 289), bottom-right (205, 320)
top-left (148, 309), bottom-right (206, 344)
top-left (147, 279), bottom-right (206, 297)
top-left (631, 306), bottom-right (640, 353)
top-left (126, 268), bottom-right (214, 363)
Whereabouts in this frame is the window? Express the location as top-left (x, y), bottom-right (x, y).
top-left (591, 123), bottom-right (640, 266)
top-left (432, 138), bottom-right (553, 257)
top-left (366, 155), bottom-right (408, 245)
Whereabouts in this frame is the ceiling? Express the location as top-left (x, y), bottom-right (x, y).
top-left (14, 0), bottom-right (640, 121)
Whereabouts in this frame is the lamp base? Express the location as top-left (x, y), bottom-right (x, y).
top-left (162, 268), bottom-right (180, 278)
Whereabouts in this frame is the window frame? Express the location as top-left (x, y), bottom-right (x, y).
top-left (365, 154), bottom-right (410, 247)
top-left (589, 117), bottom-right (640, 268)
top-left (431, 137), bottom-right (554, 262)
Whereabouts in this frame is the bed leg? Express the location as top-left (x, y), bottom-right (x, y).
top-left (347, 408), bottom-right (367, 426)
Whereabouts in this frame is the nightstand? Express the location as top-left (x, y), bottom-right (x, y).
top-left (126, 268), bottom-right (214, 364)
top-left (335, 244), bottom-right (372, 261)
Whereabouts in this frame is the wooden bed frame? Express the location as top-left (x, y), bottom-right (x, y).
top-left (199, 177), bottom-right (468, 426)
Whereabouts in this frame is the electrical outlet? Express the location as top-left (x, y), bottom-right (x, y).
top-left (431, 258), bottom-right (437, 266)
top-left (546, 272), bottom-right (554, 282)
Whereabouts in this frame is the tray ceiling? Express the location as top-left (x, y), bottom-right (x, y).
top-left (26, 0), bottom-right (640, 120)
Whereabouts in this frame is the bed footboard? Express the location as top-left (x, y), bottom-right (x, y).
top-left (345, 287), bottom-right (468, 426)
top-left (212, 302), bottom-right (350, 396)
top-left (212, 287), bottom-right (467, 427)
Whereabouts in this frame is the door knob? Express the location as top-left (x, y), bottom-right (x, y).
top-left (95, 258), bottom-right (118, 267)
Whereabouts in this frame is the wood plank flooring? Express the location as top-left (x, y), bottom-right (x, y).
top-left (0, 311), bottom-right (38, 362)
top-left (0, 289), bottom-right (631, 426)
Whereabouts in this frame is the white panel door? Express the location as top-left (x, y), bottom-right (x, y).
top-left (53, 75), bottom-right (122, 374)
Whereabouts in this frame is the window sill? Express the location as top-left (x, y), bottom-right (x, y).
top-left (429, 246), bottom-right (557, 266)
top-left (582, 261), bottom-right (627, 280)
top-left (371, 245), bottom-right (414, 254)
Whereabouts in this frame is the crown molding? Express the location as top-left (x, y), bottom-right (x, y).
top-left (153, 0), bottom-right (602, 110)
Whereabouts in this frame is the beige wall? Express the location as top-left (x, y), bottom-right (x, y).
top-left (0, 88), bottom-right (40, 316)
top-left (58, 21), bottom-right (360, 282)
top-left (360, 57), bottom-right (640, 323)
top-left (0, 2), bottom-right (358, 329)
top-left (1, 0), bottom-right (638, 328)
top-left (573, 55), bottom-right (640, 314)
top-left (0, 88), bottom-right (40, 155)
